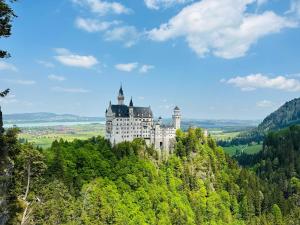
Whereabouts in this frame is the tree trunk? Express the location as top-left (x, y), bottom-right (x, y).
top-left (23, 163), bottom-right (30, 201)
top-left (21, 163), bottom-right (31, 225)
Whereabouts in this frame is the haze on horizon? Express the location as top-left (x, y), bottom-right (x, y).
top-left (1, 0), bottom-right (300, 120)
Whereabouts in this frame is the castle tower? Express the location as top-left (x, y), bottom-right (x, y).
top-left (129, 97), bottom-right (134, 117)
top-left (0, 106), bottom-right (4, 134)
top-left (117, 86), bottom-right (124, 105)
top-left (172, 106), bottom-right (181, 130)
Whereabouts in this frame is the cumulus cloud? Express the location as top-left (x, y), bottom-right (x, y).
top-left (115, 62), bottom-right (138, 72)
top-left (289, 0), bottom-right (300, 17)
top-left (48, 74), bottom-right (66, 81)
top-left (54, 48), bottom-right (98, 68)
top-left (224, 74), bottom-right (300, 92)
top-left (104, 26), bottom-right (140, 47)
top-left (139, 64), bottom-right (155, 73)
top-left (51, 86), bottom-right (90, 93)
top-left (0, 61), bottom-right (17, 72)
top-left (144, 0), bottom-right (192, 10)
top-left (256, 100), bottom-right (275, 108)
top-left (257, 0), bottom-right (268, 7)
top-left (148, 0), bottom-right (297, 59)
top-left (75, 17), bottom-right (120, 32)
top-left (71, 0), bottom-right (131, 16)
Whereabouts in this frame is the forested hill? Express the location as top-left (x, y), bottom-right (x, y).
top-left (1, 127), bottom-right (300, 224)
top-left (258, 97), bottom-right (300, 132)
top-left (219, 97), bottom-right (300, 146)
top-left (236, 125), bottom-right (300, 222)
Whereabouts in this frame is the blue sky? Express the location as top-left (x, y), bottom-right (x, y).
top-left (1, 0), bottom-right (300, 119)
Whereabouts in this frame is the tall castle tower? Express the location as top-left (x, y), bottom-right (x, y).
top-left (118, 85), bottom-right (124, 105)
top-left (172, 106), bottom-right (181, 130)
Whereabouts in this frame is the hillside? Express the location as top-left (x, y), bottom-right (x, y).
top-left (258, 98), bottom-right (300, 132)
top-left (1, 127), bottom-right (299, 224)
top-left (236, 125), bottom-right (300, 222)
top-left (219, 97), bottom-right (300, 147)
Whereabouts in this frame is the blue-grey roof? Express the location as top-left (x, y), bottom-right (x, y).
top-left (118, 86), bottom-right (124, 96)
top-left (111, 105), bottom-right (153, 118)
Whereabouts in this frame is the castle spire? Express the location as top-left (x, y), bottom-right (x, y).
top-left (117, 85), bottom-right (125, 105)
top-left (129, 97), bottom-right (133, 107)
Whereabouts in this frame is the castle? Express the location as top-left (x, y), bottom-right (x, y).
top-left (105, 86), bottom-right (181, 154)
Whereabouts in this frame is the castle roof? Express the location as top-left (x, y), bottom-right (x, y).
top-left (118, 86), bottom-right (124, 96)
top-left (129, 97), bottom-right (133, 107)
top-left (174, 106), bottom-right (180, 110)
top-left (111, 104), bottom-right (153, 118)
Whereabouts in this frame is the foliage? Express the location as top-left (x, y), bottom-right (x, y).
top-left (2, 127), bottom-right (300, 224)
top-left (0, 0), bottom-right (17, 58)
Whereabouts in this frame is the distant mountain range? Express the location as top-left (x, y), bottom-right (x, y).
top-left (3, 112), bottom-right (104, 124)
top-left (3, 112), bottom-right (259, 129)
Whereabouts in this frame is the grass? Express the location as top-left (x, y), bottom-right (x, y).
top-left (223, 144), bottom-right (262, 156)
top-left (17, 123), bottom-right (261, 156)
top-left (18, 123), bottom-right (105, 148)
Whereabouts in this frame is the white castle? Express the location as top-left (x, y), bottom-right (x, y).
top-left (105, 86), bottom-right (181, 154)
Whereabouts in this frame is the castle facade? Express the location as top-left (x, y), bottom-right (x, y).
top-left (105, 86), bottom-right (181, 154)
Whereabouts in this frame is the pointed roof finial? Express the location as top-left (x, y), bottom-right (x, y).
top-left (129, 97), bottom-right (133, 107)
top-left (119, 84), bottom-right (124, 96)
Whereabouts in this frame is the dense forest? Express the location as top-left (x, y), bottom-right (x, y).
top-left (1, 126), bottom-right (300, 224)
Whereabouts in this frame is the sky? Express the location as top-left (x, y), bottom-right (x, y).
top-left (1, 0), bottom-right (300, 120)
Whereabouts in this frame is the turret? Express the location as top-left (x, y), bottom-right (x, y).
top-left (172, 106), bottom-right (181, 130)
top-left (129, 97), bottom-right (133, 107)
top-left (129, 97), bottom-right (134, 117)
top-left (158, 116), bottom-right (162, 125)
top-left (117, 85), bottom-right (124, 105)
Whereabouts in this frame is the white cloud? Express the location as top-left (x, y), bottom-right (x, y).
top-left (144, 0), bottom-right (192, 10)
top-left (72, 0), bottom-right (131, 16)
top-left (0, 61), bottom-right (17, 72)
top-left (225, 74), bottom-right (300, 92)
top-left (104, 26), bottom-right (140, 47)
top-left (51, 86), bottom-right (90, 93)
top-left (3, 79), bottom-right (36, 85)
top-left (289, 0), bottom-right (300, 17)
top-left (148, 0), bottom-right (297, 59)
top-left (36, 60), bottom-right (55, 68)
top-left (256, 100), bottom-right (274, 108)
top-left (139, 64), bottom-right (155, 73)
top-left (138, 96), bottom-right (145, 100)
top-left (257, 0), bottom-right (268, 7)
top-left (54, 48), bottom-right (98, 68)
top-left (115, 62), bottom-right (138, 72)
top-left (48, 74), bottom-right (66, 81)
top-left (75, 17), bottom-right (120, 32)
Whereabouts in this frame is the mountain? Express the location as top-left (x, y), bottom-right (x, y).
top-left (3, 112), bottom-right (104, 124)
top-left (219, 97), bottom-right (300, 146)
top-left (258, 97), bottom-right (300, 132)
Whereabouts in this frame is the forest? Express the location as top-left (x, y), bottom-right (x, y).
top-left (1, 126), bottom-right (300, 225)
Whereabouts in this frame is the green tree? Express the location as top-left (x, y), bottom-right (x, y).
top-left (0, 0), bottom-right (17, 58)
